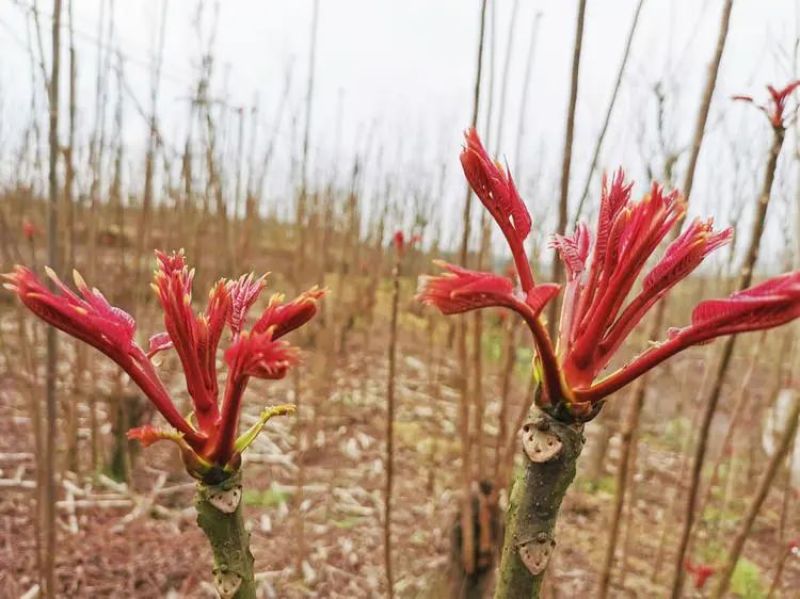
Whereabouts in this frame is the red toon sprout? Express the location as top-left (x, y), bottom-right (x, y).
top-left (418, 128), bottom-right (800, 421)
top-left (788, 538), bottom-right (800, 556)
top-left (393, 230), bottom-right (422, 258)
top-left (4, 250), bottom-right (325, 482)
top-left (734, 80), bottom-right (800, 128)
top-left (684, 559), bottom-right (715, 589)
top-left (22, 219), bottom-right (39, 241)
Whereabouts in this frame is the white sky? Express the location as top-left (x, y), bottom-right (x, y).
top-left (0, 0), bottom-right (799, 268)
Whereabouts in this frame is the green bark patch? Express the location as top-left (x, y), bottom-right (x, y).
top-left (494, 407), bottom-right (584, 599)
top-left (195, 472), bottom-right (256, 599)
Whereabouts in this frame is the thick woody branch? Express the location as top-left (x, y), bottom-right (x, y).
top-left (494, 405), bottom-right (584, 598)
top-left (195, 472), bottom-right (256, 599)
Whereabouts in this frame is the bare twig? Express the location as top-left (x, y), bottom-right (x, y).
top-left (547, 0), bottom-right (587, 336)
top-left (574, 0), bottom-right (645, 224)
top-left (455, 0), bottom-right (488, 579)
top-left (384, 241), bottom-right (402, 598)
top-left (672, 54), bottom-right (788, 599)
top-left (44, 1), bottom-right (62, 596)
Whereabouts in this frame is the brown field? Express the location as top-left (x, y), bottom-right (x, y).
top-left (0, 1), bottom-right (799, 598)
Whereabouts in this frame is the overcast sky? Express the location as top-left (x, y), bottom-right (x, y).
top-left (1, 0), bottom-right (798, 267)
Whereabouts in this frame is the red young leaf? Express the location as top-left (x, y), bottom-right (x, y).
top-left (460, 128), bottom-right (532, 242)
top-left (4, 266), bottom-right (136, 358)
top-left (550, 222), bottom-right (591, 281)
top-left (684, 559), bottom-right (715, 590)
top-left (393, 231), bottom-right (422, 257)
top-left (644, 218), bottom-right (732, 293)
top-left (225, 330), bottom-right (300, 381)
top-left (253, 286), bottom-right (326, 340)
top-left (417, 262), bottom-right (517, 315)
top-left (591, 169), bottom-right (632, 280)
top-left (690, 271), bottom-right (800, 337)
top-left (147, 331), bottom-right (173, 358)
top-left (127, 425), bottom-right (181, 448)
top-left (596, 218), bottom-right (733, 362)
top-left (152, 250), bottom-right (223, 429)
top-left (736, 80), bottom-right (800, 127)
top-left (227, 273), bottom-right (266, 335)
top-left (22, 219), bottom-right (39, 241)
top-left (504, 167), bottom-right (532, 241)
top-left (526, 284), bottom-right (561, 316)
top-left (3, 265), bottom-right (202, 444)
top-left (569, 183), bottom-right (686, 374)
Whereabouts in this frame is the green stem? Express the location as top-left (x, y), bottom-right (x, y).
top-left (195, 472), bottom-right (256, 599)
top-left (494, 407), bottom-right (584, 599)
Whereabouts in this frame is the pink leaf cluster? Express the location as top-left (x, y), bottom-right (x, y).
top-left (733, 80), bottom-right (800, 128)
top-left (393, 230), bottom-right (421, 257)
top-left (4, 250), bottom-right (325, 480)
top-left (684, 559), bottom-right (715, 590)
top-left (418, 128), bottom-right (800, 419)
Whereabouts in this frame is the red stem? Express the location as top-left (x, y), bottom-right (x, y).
top-left (498, 222), bottom-right (535, 294)
top-left (574, 329), bottom-right (698, 402)
top-left (597, 287), bottom-right (665, 364)
top-left (571, 223), bottom-right (667, 368)
top-left (209, 373), bottom-right (249, 464)
top-left (512, 299), bottom-right (565, 405)
top-left (128, 350), bottom-right (206, 445)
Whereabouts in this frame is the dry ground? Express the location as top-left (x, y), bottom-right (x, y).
top-left (0, 303), bottom-right (797, 598)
